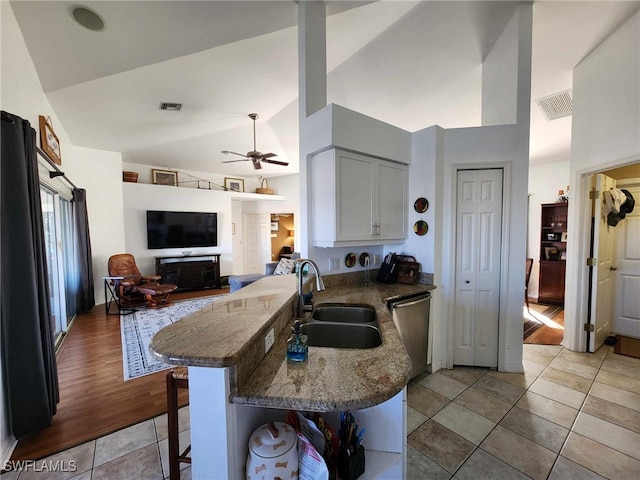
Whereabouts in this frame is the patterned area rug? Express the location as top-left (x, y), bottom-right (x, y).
top-left (120, 295), bottom-right (225, 381)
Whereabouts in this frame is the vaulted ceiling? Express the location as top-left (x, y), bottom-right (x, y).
top-left (9, 1), bottom-right (640, 178)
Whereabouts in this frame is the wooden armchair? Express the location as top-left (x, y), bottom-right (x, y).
top-left (108, 253), bottom-right (178, 308)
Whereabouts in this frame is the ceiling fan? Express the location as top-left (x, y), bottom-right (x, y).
top-left (221, 113), bottom-right (289, 170)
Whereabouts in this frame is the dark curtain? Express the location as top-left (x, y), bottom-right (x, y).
top-left (1, 111), bottom-right (59, 437)
top-left (72, 189), bottom-right (95, 313)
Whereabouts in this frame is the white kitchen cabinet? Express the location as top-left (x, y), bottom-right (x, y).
top-left (312, 149), bottom-right (407, 247)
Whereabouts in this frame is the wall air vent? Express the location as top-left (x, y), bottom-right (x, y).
top-left (535, 89), bottom-right (572, 121)
top-left (159, 102), bottom-right (182, 111)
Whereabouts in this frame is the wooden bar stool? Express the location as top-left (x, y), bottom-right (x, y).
top-left (167, 367), bottom-right (191, 480)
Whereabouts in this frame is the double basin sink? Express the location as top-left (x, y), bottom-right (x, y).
top-left (300, 303), bottom-right (382, 349)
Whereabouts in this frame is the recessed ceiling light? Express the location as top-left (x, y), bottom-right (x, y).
top-left (159, 102), bottom-right (183, 111)
top-left (71, 5), bottom-right (106, 32)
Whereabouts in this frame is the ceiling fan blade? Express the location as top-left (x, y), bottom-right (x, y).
top-left (222, 150), bottom-right (249, 158)
top-left (222, 159), bottom-right (250, 163)
top-left (259, 153), bottom-right (277, 159)
top-left (261, 159), bottom-right (289, 166)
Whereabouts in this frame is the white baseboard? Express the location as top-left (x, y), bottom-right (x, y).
top-left (501, 362), bottom-right (524, 373)
top-left (428, 360), bottom-right (443, 373)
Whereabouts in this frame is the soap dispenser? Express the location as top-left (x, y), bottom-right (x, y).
top-left (286, 320), bottom-right (308, 362)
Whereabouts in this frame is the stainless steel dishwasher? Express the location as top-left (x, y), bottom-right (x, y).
top-left (388, 292), bottom-right (431, 379)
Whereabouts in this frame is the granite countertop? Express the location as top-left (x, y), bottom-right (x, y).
top-left (150, 273), bottom-right (434, 411)
top-left (150, 274), bottom-right (298, 367)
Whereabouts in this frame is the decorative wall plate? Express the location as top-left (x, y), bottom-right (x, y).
top-left (414, 220), bottom-right (428, 236)
top-left (359, 252), bottom-right (370, 267)
top-left (345, 253), bottom-right (356, 268)
top-left (414, 197), bottom-right (429, 213)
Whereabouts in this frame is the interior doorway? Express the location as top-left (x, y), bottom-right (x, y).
top-left (568, 161), bottom-right (640, 353)
top-left (270, 213), bottom-right (295, 261)
top-left (584, 165), bottom-right (640, 352)
top-left (523, 199), bottom-right (567, 346)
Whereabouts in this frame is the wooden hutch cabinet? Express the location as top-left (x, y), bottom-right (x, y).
top-left (538, 202), bottom-right (568, 305)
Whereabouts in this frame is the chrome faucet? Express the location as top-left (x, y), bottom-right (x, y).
top-left (364, 255), bottom-right (371, 286)
top-left (296, 259), bottom-right (325, 318)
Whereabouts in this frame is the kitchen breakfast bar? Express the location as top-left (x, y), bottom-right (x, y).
top-left (150, 273), bottom-right (433, 479)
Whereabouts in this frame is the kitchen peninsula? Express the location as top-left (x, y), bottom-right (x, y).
top-left (150, 273), bottom-right (433, 479)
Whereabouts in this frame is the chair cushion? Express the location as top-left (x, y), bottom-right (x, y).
top-left (273, 258), bottom-right (296, 275)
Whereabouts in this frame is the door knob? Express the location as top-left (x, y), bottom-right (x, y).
top-left (610, 266), bottom-right (618, 271)
top-left (465, 280), bottom-right (470, 284)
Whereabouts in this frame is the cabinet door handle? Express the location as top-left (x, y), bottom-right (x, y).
top-left (610, 266), bottom-right (618, 271)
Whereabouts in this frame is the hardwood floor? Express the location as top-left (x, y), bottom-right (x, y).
top-left (523, 302), bottom-right (564, 345)
top-left (11, 288), bottom-right (229, 461)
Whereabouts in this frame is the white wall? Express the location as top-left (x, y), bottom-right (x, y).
top-left (433, 3), bottom-right (532, 373)
top-left (242, 174), bottom-right (300, 216)
top-left (527, 161), bottom-right (570, 299)
top-left (565, 10), bottom-right (640, 351)
top-left (481, 9), bottom-right (518, 126)
top-left (1, 1), bottom-right (126, 307)
top-left (65, 147), bottom-right (125, 302)
top-left (122, 183), bottom-right (234, 277)
top-left (1, 2), bottom-right (126, 461)
top-left (408, 126), bottom-right (438, 273)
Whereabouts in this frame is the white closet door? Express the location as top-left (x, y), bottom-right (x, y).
top-left (244, 213), bottom-right (271, 274)
top-left (453, 169), bottom-right (503, 367)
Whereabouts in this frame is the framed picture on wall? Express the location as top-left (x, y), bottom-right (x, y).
top-left (271, 221), bottom-right (279, 232)
top-left (152, 169), bottom-right (178, 186)
top-left (38, 115), bottom-right (62, 165)
top-left (224, 177), bottom-right (244, 192)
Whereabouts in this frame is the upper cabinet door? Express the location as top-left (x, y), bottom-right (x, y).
top-left (312, 148), bottom-right (407, 248)
top-left (337, 152), bottom-right (375, 241)
top-left (377, 161), bottom-right (407, 240)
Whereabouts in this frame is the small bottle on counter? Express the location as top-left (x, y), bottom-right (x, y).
top-left (286, 319), bottom-right (308, 362)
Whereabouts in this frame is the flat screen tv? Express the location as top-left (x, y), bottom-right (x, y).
top-left (147, 210), bottom-right (218, 249)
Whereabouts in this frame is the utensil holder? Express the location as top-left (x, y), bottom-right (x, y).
top-left (338, 445), bottom-right (365, 480)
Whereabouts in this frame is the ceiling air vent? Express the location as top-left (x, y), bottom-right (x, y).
top-left (159, 102), bottom-right (182, 111)
top-left (535, 89), bottom-right (572, 121)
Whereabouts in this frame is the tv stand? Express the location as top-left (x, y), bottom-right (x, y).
top-left (155, 254), bottom-right (221, 291)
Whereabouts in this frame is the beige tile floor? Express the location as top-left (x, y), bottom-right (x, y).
top-left (408, 344), bottom-right (640, 480)
top-left (2, 344), bottom-right (639, 479)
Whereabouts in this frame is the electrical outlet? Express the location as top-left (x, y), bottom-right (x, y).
top-left (374, 254), bottom-right (381, 265)
top-left (329, 258), bottom-right (340, 271)
top-left (264, 328), bottom-right (275, 354)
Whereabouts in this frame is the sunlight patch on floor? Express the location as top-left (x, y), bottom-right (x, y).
top-left (523, 306), bottom-right (564, 330)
